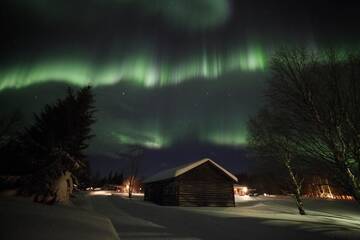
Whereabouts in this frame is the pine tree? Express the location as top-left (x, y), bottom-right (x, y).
top-left (21, 86), bottom-right (96, 201)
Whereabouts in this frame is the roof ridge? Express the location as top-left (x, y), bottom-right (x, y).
top-left (143, 158), bottom-right (238, 183)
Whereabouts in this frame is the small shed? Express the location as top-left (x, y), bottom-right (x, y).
top-left (143, 158), bottom-right (238, 207)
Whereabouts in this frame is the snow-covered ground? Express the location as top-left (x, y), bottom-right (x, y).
top-left (0, 195), bottom-right (119, 240)
top-left (191, 195), bottom-right (360, 239)
top-left (89, 192), bottom-right (360, 239)
top-left (1, 192), bottom-right (359, 240)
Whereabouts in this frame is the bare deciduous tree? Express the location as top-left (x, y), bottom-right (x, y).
top-left (248, 108), bottom-right (306, 215)
top-left (267, 48), bottom-right (360, 203)
top-left (117, 145), bottom-right (144, 198)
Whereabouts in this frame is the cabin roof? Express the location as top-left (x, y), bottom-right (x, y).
top-left (143, 158), bottom-right (238, 183)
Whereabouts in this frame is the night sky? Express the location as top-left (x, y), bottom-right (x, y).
top-left (1, 0), bottom-right (360, 177)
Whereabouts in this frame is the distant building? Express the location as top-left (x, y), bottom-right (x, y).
top-left (143, 158), bottom-right (238, 207)
top-left (303, 176), bottom-right (352, 200)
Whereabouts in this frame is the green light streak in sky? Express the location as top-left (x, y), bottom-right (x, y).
top-left (111, 117), bottom-right (248, 149)
top-left (0, 56), bottom-right (92, 90)
top-left (204, 129), bottom-right (247, 147)
top-left (0, 44), bottom-right (267, 91)
top-left (0, 43), bottom-right (266, 148)
top-left (112, 131), bottom-right (168, 149)
top-left (113, 129), bottom-right (247, 149)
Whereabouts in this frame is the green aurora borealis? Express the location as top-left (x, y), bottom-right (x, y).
top-left (1, 0), bottom-right (360, 172)
top-left (0, 44), bottom-right (267, 90)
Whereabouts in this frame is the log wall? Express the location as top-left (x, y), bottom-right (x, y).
top-left (144, 161), bottom-right (235, 207)
top-left (177, 162), bottom-right (235, 207)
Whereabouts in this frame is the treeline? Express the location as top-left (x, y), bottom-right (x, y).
top-left (248, 48), bottom-right (360, 215)
top-left (91, 171), bottom-right (124, 187)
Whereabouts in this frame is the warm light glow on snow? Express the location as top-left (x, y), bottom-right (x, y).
top-left (89, 190), bottom-right (112, 196)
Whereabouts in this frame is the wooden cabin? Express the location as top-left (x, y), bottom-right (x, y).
top-left (143, 158), bottom-right (238, 207)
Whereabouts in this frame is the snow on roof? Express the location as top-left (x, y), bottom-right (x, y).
top-left (143, 158), bottom-right (238, 183)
